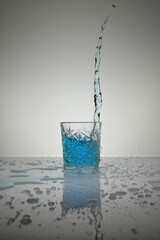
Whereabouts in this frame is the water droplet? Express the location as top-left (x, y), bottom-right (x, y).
top-left (46, 190), bottom-right (50, 195)
top-left (5, 201), bottom-right (12, 206)
top-left (109, 193), bottom-right (116, 200)
top-left (22, 190), bottom-right (31, 195)
top-left (88, 216), bottom-right (93, 225)
top-left (138, 194), bottom-right (144, 199)
top-left (48, 202), bottom-right (55, 207)
top-left (7, 218), bottom-right (14, 225)
top-left (20, 215), bottom-right (32, 225)
top-left (27, 198), bottom-right (39, 204)
top-left (20, 218), bottom-right (32, 225)
top-left (115, 191), bottom-right (127, 196)
top-left (49, 207), bottom-right (55, 211)
top-left (128, 188), bottom-right (140, 193)
top-left (131, 228), bottom-right (137, 235)
top-left (9, 205), bottom-right (14, 209)
top-left (112, 3), bottom-right (117, 8)
top-left (144, 189), bottom-right (152, 193)
top-left (36, 190), bottom-right (43, 195)
top-left (32, 203), bottom-right (42, 210)
top-left (145, 194), bottom-right (152, 198)
top-left (150, 202), bottom-right (155, 206)
top-left (28, 194), bottom-right (33, 197)
top-left (148, 180), bottom-right (160, 185)
top-left (152, 186), bottom-right (160, 191)
top-left (0, 195), bottom-right (3, 200)
top-left (52, 180), bottom-right (57, 183)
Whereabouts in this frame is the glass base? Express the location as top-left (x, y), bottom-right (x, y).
top-left (63, 164), bottom-right (100, 174)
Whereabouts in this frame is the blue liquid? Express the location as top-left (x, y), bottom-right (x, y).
top-left (62, 137), bottom-right (100, 167)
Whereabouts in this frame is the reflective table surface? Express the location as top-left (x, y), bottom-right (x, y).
top-left (0, 157), bottom-right (160, 240)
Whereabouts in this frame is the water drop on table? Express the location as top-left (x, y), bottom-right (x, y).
top-left (48, 201), bottom-right (55, 206)
top-left (109, 193), bottom-right (117, 200)
top-left (0, 195), bottom-right (3, 199)
top-left (128, 188), bottom-right (140, 193)
top-left (115, 191), bottom-right (127, 196)
top-left (20, 218), bottom-right (32, 225)
top-left (112, 3), bottom-right (117, 8)
top-left (27, 198), bottom-right (39, 204)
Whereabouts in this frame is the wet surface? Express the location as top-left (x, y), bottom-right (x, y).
top-left (0, 157), bottom-right (160, 239)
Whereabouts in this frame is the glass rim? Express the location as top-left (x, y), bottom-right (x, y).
top-left (60, 121), bottom-right (102, 124)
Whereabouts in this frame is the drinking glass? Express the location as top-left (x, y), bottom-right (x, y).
top-left (60, 122), bottom-right (102, 169)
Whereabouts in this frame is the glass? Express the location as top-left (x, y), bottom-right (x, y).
top-left (60, 122), bottom-right (102, 168)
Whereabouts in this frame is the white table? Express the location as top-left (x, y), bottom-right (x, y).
top-left (0, 157), bottom-right (160, 240)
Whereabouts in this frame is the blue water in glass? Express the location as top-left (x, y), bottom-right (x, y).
top-left (62, 136), bottom-right (100, 167)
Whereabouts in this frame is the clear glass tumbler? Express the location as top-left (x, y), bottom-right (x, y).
top-left (60, 122), bottom-right (102, 168)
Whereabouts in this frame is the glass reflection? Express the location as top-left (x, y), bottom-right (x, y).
top-left (62, 168), bottom-right (103, 240)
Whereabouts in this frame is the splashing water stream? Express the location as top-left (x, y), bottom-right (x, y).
top-left (93, 13), bottom-right (110, 122)
top-left (93, 4), bottom-right (116, 122)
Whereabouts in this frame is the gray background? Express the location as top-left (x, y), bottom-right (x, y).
top-left (0, 0), bottom-right (160, 157)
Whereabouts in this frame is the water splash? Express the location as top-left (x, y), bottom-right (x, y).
top-left (93, 4), bottom-right (116, 122)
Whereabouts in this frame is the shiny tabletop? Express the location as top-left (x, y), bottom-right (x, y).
top-left (0, 157), bottom-right (160, 240)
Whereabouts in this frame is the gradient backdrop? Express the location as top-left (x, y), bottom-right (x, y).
top-left (0, 0), bottom-right (160, 157)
